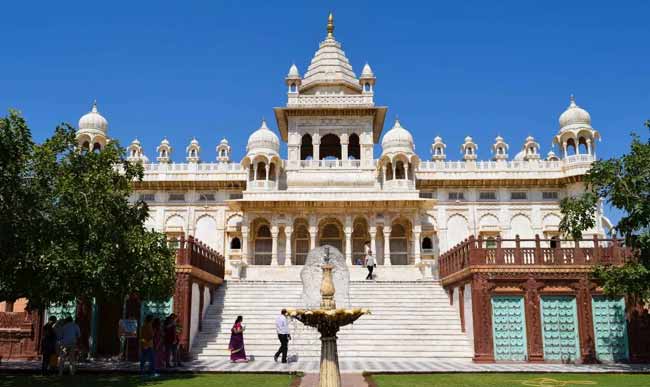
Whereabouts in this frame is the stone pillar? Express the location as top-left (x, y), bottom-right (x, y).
top-left (309, 226), bottom-right (317, 250)
top-left (562, 142), bottom-right (567, 158)
top-left (270, 225), bottom-right (279, 266)
top-left (173, 273), bottom-right (193, 361)
top-left (413, 229), bottom-right (421, 264)
top-left (344, 216), bottom-right (352, 266)
top-left (198, 284), bottom-right (205, 331)
top-left (471, 274), bottom-right (494, 362)
top-left (313, 136), bottom-right (320, 161)
top-left (575, 277), bottom-right (597, 363)
top-left (383, 227), bottom-right (392, 266)
top-left (241, 225), bottom-right (249, 264)
top-left (284, 226), bottom-right (293, 266)
top-left (587, 139), bottom-right (592, 156)
top-left (341, 135), bottom-right (349, 162)
top-left (319, 335), bottom-right (341, 387)
top-left (523, 278), bottom-right (544, 362)
top-left (369, 226), bottom-right (377, 258)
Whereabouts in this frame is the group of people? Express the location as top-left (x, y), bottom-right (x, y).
top-left (41, 315), bottom-right (81, 376)
top-left (228, 309), bottom-right (292, 363)
top-left (139, 313), bottom-right (182, 376)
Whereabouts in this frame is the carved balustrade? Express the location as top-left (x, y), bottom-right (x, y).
top-left (174, 235), bottom-right (225, 280)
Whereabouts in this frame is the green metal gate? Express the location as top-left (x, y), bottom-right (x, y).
top-left (140, 298), bottom-right (174, 322)
top-left (491, 296), bottom-right (527, 361)
top-left (592, 296), bottom-right (629, 362)
top-left (541, 296), bottom-right (580, 362)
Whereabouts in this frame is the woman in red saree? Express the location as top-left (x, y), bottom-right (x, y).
top-left (228, 316), bottom-right (248, 363)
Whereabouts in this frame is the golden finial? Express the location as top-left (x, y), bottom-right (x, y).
top-left (327, 12), bottom-right (334, 38)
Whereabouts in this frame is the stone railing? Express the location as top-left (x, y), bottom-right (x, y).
top-left (419, 159), bottom-right (570, 172)
top-left (298, 159), bottom-right (362, 168)
top-left (439, 235), bottom-right (632, 280)
top-left (287, 94), bottom-right (374, 107)
top-left (173, 235), bottom-right (225, 280)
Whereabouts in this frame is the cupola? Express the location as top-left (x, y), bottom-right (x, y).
top-left (431, 136), bottom-right (446, 161)
top-left (76, 100), bottom-right (108, 151)
top-left (381, 118), bottom-right (414, 155)
top-left (461, 136), bottom-right (478, 161)
top-left (246, 119), bottom-right (280, 157)
top-left (359, 63), bottom-right (375, 93)
top-left (216, 138), bottom-right (231, 163)
top-left (491, 135), bottom-right (509, 161)
top-left (127, 138), bottom-right (149, 163)
top-left (522, 135), bottom-right (540, 161)
top-left (186, 138), bottom-right (201, 163)
top-left (285, 63), bottom-right (301, 93)
top-left (559, 95), bottom-right (592, 132)
top-left (157, 138), bottom-right (172, 163)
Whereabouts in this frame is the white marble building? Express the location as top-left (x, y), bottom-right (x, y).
top-left (75, 15), bottom-right (607, 279)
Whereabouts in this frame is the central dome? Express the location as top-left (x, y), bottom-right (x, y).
top-left (78, 101), bottom-right (108, 132)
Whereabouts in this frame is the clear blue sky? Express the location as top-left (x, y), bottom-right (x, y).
top-left (1, 1), bottom-right (648, 164)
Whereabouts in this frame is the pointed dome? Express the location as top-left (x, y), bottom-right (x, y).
top-left (361, 63), bottom-right (374, 78)
top-left (559, 95), bottom-right (592, 131)
top-left (301, 13), bottom-right (359, 92)
top-left (220, 138), bottom-right (229, 145)
top-left (382, 119), bottom-right (414, 153)
top-left (247, 119), bottom-right (280, 154)
top-left (287, 63), bottom-right (300, 78)
top-left (78, 100), bottom-right (108, 132)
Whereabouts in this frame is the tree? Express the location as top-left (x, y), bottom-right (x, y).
top-left (0, 111), bottom-right (176, 309)
top-left (560, 120), bottom-right (650, 301)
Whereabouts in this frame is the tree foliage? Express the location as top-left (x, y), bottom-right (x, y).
top-left (0, 111), bottom-right (176, 308)
top-left (560, 121), bottom-right (650, 301)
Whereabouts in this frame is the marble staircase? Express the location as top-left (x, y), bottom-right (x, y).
top-left (191, 278), bottom-right (474, 361)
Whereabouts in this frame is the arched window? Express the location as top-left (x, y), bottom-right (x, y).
top-left (300, 134), bottom-right (313, 160)
top-left (93, 143), bottom-right (101, 152)
top-left (364, 83), bottom-right (371, 92)
top-left (256, 162), bottom-right (266, 180)
top-left (290, 83), bottom-right (297, 93)
top-left (390, 224), bottom-right (408, 265)
top-left (498, 147), bottom-right (504, 155)
top-left (566, 138), bottom-right (577, 156)
top-left (220, 149), bottom-right (226, 157)
top-left (254, 224), bottom-right (272, 265)
top-left (230, 237), bottom-right (241, 249)
top-left (82, 141), bottom-right (90, 150)
top-left (348, 133), bottom-right (360, 160)
top-left (578, 137), bottom-right (588, 155)
top-left (268, 163), bottom-right (276, 181)
top-left (319, 134), bottom-right (341, 160)
top-left (352, 220), bottom-right (369, 265)
top-left (319, 222), bottom-right (343, 252)
top-left (395, 160), bottom-right (406, 179)
top-left (385, 161), bottom-right (393, 180)
top-left (422, 237), bottom-right (433, 251)
top-left (293, 223), bottom-right (310, 265)
top-left (131, 149), bottom-right (137, 157)
top-left (190, 149), bottom-right (196, 157)
top-left (467, 147), bottom-right (474, 155)
top-left (436, 147), bottom-right (443, 155)
top-left (161, 150), bottom-right (167, 158)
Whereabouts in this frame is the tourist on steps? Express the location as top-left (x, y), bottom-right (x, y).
top-left (365, 247), bottom-right (376, 280)
top-left (229, 315), bottom-right (249, 362)
top-left (274, 309), bottom-right (290, 363)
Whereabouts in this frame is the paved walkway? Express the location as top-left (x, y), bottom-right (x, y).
top-left (2, 358), bottom-right (650, 374)
top-left (300, 373), bottom-right (368, 387)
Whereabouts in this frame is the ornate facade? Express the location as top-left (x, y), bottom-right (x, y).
top-left (76, 15), bottom-right (607, 280)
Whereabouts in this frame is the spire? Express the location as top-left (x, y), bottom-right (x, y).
top-left (569, 94), bottom-right (576, 108)
top-left (327, 12), bottom-right (334, 38)
top-left (91, 99), bottom-right (98, 113)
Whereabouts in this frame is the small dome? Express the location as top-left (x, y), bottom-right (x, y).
top-left (514, 150), bottom-right (526, 160)
top-left (220, 138), bottom-right (229, 145)
top-left (78, 100), bottom-right (108, 132)
top-left (547, 150), bottom-right (558, 159)
top-left (559, 95), bottom-right (592, 131)
top-left (361, 63), bottom-right (374, 78)
top-left (190, 137), bottom-right (199, 146)
top-left (130, 138), bottom-right (141, 146)
top-left (434, 136), bottom-right (443, 143)
top-left (247, 119), bottom-right (280, 154)
top-left (287, 63), bottom-right (300, 78)
top-left (382, 119), bottom-right (414, 153)
top-left (495, 135), bottom-right (504, 142)
top-left (160, 137), bottom-right (170, 146)
top-left (525, 135), bottom-right (535, 142)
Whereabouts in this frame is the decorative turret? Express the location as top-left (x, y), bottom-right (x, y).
top-left (157, 138), bottom-right (172, 163)
top-left (359, 63), bottom-right (375, 94)
top-left (246, 119), bottom-right (280, 158)
top-left (431, 136), bottom-right (446, 161)
top-left (286, 63), bottom-right (301, 94)
top-left (76, 100), bottom-right (108, 151)
top-left (127, 138), bottom-right (149, 163)
top-left (522, 136), bottom-right (540, 161)
top-left (186, 138), bottom-right (200, 163)
top-left (553, 95), bottom-right (600, 159)
top-left (491, 135), bottom-right (509, 161)
top-left (461, 136), bottom-right (478, 161)
top-left (216, 138), bottom-right (231, 163)
top-left (546, 149), bottom-right (560, 161)
top-left (381, 118), bottom-right (414, 156)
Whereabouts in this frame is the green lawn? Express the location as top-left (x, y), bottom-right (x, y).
top-left (370, 373), bottom-right (650, 387)
top-left (0, 373), bottom-right (296, 387)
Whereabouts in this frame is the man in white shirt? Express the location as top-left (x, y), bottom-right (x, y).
top-left (273, 309), bottom-right (290, 363)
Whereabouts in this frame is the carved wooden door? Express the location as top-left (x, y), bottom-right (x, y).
top-left (491, 296), bottom-right (527, 361)
top-left (541, 296), bottom-right (580, 362)
top-left (592, 296), bottom-right (629, 362)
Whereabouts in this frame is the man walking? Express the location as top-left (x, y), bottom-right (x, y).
top-left (58, 316), bottom-right (80, 376)
top-left (273, 309), bottom-right (290, 363)
top-left (365, 249), bottom-right (376, 280)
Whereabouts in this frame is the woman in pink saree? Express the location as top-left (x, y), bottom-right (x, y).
top-left (228, 315), bottom-right (248, 362)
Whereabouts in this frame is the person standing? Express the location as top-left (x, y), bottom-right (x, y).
top-left (365, 249), bottom-right (376, 280)
top-left (274, 309), bottom-right (290, 363)
top-left (164, 313), bottom-right (181, 367)
top-left (140, 315), bottom-right (156, 376)
top-left (41, 316), bottom-right (58, 375)
top-left (152, 317), bottom-right (165, 370)
top-left (58, 316), bottom-right (80, 376)
top-left (228, 315), bottom-right (248, 363)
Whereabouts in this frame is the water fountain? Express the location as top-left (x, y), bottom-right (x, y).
top-left (287, 246), bottom-right (369, 387)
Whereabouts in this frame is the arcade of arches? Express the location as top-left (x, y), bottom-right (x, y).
top-left (227, 214), bottom-right (438, 266)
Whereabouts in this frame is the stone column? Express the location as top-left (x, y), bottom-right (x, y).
top-left (241, 225), bottom-right (249, 264)
top-left (344, 215), bottom-right (352, 266)
top-left (471, 274), bottom-right (494, 362)
top-left (562, 142), bottom-right (567, 158)
top-left (270, 225), bottom-right (279, 266)
top-left (310, 226), bottom-right (317, 250)
top-left (523, 278), bottom-right (544, 362)
top-left (575, 277), bottom-right (597, 363)
top-left (284, 226), bottom-right (293, 266)
top-left (369, 226), bottom-right (377, 258)
top-left (413, 227), bottom-right (421, 264)
top-left (341, 135), bottom-right (349, 162)
top-left (383, 227), bottom-right (392, 266)
top-left (313, 135), bottom-right (320, 161)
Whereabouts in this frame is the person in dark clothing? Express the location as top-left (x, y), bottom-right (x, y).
top-left (41, 316), bottom-right (58, 375)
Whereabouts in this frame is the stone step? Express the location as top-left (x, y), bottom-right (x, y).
top-left (195, 349), bottom-right (473, 358)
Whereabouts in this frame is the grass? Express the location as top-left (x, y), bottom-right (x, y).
top-left (0, 373), bottom-right (296, 387)
top-left (369, 373), bottom-right (650, 387)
